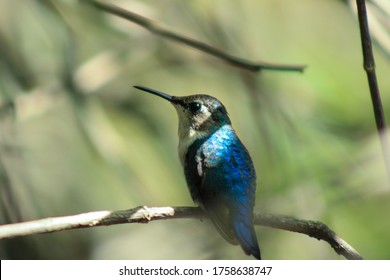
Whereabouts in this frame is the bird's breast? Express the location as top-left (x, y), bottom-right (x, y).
top-left (183, 125), bottom-right (256, 198)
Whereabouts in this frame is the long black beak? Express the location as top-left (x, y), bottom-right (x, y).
top-left (134, 86), bottom-right (180, 104)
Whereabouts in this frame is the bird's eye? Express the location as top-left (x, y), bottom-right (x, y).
top-left (188, 102), bottom-right (202, 113)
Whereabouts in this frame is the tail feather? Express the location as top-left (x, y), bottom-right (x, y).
top-left (201, 196), bottom-right (261, 259)
top-left (232, 214), bottom-right (261, 260)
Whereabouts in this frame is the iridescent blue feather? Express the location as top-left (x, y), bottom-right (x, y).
top-left (184, 125), bottom-right (260, 259)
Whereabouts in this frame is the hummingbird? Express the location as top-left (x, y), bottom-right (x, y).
top-left (134, 86), bottom-right (261, 259)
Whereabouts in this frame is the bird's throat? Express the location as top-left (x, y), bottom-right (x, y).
top-left (177, 126), bottom-right (208, 165)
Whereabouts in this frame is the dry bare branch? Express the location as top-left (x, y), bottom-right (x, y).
top-left (0, 206), bottom-right (363, 260)
top-left (84, 0), bottom-right (306, 72)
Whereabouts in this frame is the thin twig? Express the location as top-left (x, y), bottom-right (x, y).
top-left (0, 206), bottom-right (363, 260)
top-left (83, 0), bottom-right (306, 73)
top-left (254, 212), bottom-right (363, 260)
top-left (356, 0), bottom-right (390, 181)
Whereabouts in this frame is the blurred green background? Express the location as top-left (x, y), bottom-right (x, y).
top-left (1, 0), bottom-right (390, 259)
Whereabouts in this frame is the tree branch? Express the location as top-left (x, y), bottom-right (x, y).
top-left (254, 212), bottom-right (363, 260)
top-left (83, 0), bottom-right (306, 73)
top-left (355, 0), bottom-right (390, 182)
top-left (0, 206), bottom-right (362, 260)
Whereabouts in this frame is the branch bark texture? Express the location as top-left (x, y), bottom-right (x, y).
top-left (0, 206), bottom-right (363, 260)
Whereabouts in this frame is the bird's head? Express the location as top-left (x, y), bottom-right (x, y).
top-left (134, 86), bottom-right (231, 141)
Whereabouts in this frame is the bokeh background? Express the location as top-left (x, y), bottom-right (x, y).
top-left (1, 0), bottom-right (390, 259)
